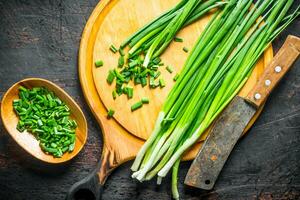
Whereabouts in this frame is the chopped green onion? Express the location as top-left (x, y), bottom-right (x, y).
top-left (154, 71), bottom-right (161, 79)
top-left (183, 47), bottom-right (189, 53)
top-left (149, 70), bottom-right (155, 77)
top-left (140, 69), bottom-right (149, 77)
top-left (141, 77), bottom-right (147, 87)
top-left (131, 101), bottom-right (143, 111)
top-left (152, 57), bottom-right (161, 65)
top-left (107, 70), bottom-right (116, 84)
top-left (127, 86), bottom-right (133, 99)
top-left (134, 77), bottom-right (141, 85)
top-left (19, 86), bottom-right (27, 93)
top-left (107, 109), bottom-right (115, 119)
top-left (166, 66), bottom-right (173, 73)
top-left (149, 77), bottom-right (157, 88)
top-left (95, 60), bottom-right (104, 68)
top-left (112, 90), bottom-right (117, 100)
top-left (118, 56), bottom-right (125, 67)
top-left (159, 78), bottom-right (166, 88)
top-left (114, 69), bottom-right (125, 82)
top-left (141, 98), bottom-right (150, 104)
top-left (173, 73), bottom-right (180, 81)
top-left (130, 61), bottom-right (139, 69)
top-left (13, 86), bottom-right (77, 157)
top-left (119, 48), bottom-right (125, 56)
top-left (174, 37), bottom-right (183, 42)
top-left (110, 44), bottom-right (118, 53)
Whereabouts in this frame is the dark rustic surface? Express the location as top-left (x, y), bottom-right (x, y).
top-left (0, 1), bottom-right (299, 200)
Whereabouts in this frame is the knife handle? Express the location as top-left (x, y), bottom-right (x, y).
top-left (246, 35), bottom-right (300, 107)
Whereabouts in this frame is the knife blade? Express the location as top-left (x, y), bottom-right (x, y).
top-left (184, 35), bottom-right (300, 190)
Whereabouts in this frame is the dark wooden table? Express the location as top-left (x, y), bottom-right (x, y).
top-left (0, 1), bottom-right (299, 200)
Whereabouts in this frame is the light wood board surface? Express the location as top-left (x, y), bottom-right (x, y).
top-left (79, 0), bottom-right (273, 183)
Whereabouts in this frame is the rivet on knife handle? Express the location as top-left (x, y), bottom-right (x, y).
top-left (246, 35), bottom-right (300, 107)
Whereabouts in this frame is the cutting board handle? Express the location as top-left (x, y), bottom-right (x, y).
top-left (246, 35), bottom-right (300, 107)
top-left (66, 162), bottom-right (103, 200)
top-left (65, 117), bottom-right (128, 200)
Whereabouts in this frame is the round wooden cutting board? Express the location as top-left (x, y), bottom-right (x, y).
top-left (79, 0), bottom-right (273, 184)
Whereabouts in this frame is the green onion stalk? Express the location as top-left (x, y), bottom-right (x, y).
top-left (133, 0), bottom-right (256, 174)
top-left (130, 0), bottom-right (299, 199)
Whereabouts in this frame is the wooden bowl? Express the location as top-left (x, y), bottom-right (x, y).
top-left (1, 78), bottom-right (87, 164)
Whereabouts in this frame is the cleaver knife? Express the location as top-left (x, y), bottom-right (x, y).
top-left (184, 35), bottom-right (300, 190)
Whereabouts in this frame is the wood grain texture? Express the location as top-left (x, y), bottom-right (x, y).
top-left (1, 78), bottom-right (87, 164)
top-left (0, 0), bottom-right (299, 200)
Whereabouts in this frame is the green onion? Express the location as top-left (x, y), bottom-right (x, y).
top-left (174, 37), bottom-right (183, 42)
top-left (112, 90), bottom-right (117, 100)
top-left (110, 44), bottom-right (118, 53)
top-left (166, 66), bottom-right (173, 73)
top-left (172, 159), bottom-right (180, 200)
top-left (118, 56), bottom-right (125, 67)
top-left (19, 86), bottom-right (27, 92)
top-left (134, 77), bottom-right (141, 85)
top-left (141, 97), bottom-right (150, 104)
top-left (173, 73), bottom-right (179, 81)
top-left (131, 101), bottom-right (143, 111)
top-left (149, 77), bottom-right (158, 88)
top-left (107, 109), bottom-right (115, 119)
top-left (140, 69), bottom-right (149, 77)
top-left (95, 60), bottom-right (103, 67)
top-left (159, 78), bottom-right (166, 88)
top-left (114, 69), bottom-right (126, 82)
top-left (152, 57), bottom-right (162, 65)
top-left (126, 86), bottom-right (133, 99)
top-left (119, 48), bottom-right (125, 56)
top-left (106, 70), bottom-right (116, 84)
top-left (183, 47), bottom-right (189, 53)
top-left (154, 71), bottom-right (161, 79)
top-left (141, 77), bottom-right (147, 87)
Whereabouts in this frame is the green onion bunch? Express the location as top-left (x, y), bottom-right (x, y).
top-left (130, 0), bottom-right (299, 199)
top-left (13, 86), bottom-right (77, 157)
top-left (106, 0), bottom-right (225, 100)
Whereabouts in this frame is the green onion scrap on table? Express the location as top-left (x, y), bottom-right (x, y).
top-left (13, 86), bottom-right (77, 158)
top-left (115, 0), bottom-right (299, 199)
